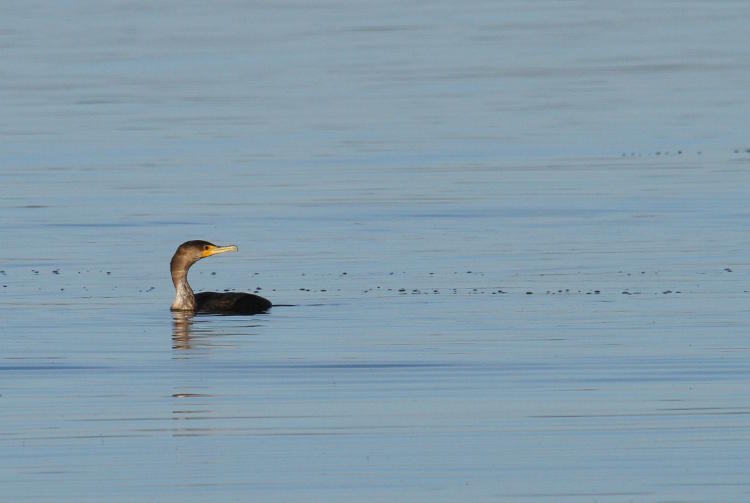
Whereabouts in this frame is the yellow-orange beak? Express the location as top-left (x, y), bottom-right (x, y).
top-left (200, 244), bottom-right (238, 258)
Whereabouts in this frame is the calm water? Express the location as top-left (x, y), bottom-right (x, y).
top-left (3, 1), bottom-right (750, 501)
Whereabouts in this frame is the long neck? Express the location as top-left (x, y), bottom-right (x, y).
top-left (170, 258), bottom-right (196, 311)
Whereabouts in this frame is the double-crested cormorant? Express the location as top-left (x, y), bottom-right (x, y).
top-left (170, 240), bottom-right (271, 314)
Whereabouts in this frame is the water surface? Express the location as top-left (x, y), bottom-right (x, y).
top-left (3, 1), bottom-right (750, 501)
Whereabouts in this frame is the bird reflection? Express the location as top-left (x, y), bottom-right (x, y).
top-left (172, 311), bottom-right (195, 350)
top-left (172, 311), bottom-right (261, 350)
top-left (170, 312), bottom-right (216, 435)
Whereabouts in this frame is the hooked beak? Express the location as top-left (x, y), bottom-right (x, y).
top-left (200, 244), bottom-right (238, 258)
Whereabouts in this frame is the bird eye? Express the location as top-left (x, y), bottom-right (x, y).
top-left (203, 245), bottom-right (209, 250)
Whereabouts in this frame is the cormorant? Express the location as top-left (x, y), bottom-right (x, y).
top-left (170, 240), bottom-right (271, 314)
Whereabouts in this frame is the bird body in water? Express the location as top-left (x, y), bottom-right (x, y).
top-left (170, 240), bottom-right (271, 314)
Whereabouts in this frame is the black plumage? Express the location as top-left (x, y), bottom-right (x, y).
top-left (194, 291), bottom-right (271, 314)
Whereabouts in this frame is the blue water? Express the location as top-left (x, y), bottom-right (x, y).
top-left (3, 1), bottom-right (750, 501)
